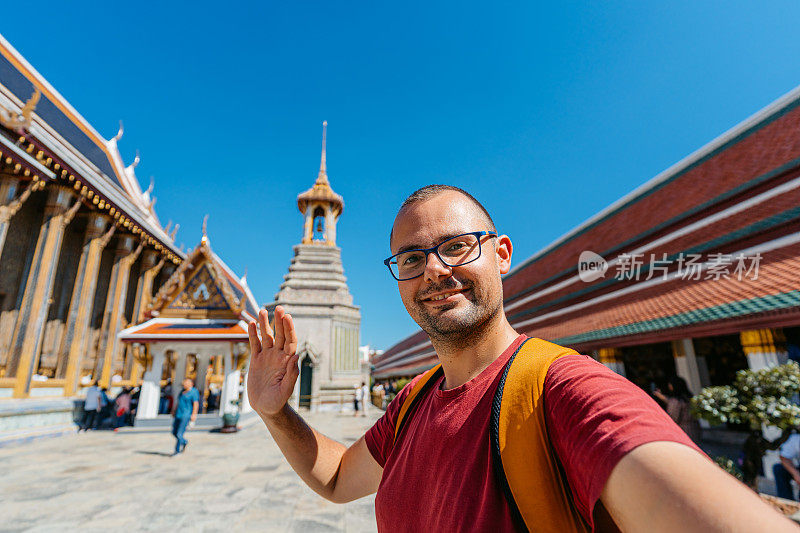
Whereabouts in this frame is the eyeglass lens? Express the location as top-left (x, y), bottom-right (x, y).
top-left (389, 234), bottom-right (482, 280)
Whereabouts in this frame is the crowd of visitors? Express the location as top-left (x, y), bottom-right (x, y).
top-left (78, 380), bottom-right (138, 432)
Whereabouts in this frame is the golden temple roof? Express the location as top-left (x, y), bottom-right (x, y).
top-left (297, 121), bottom-right (344, 216)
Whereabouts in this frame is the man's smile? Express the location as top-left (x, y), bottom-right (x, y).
top-left (420, 288), bottom-right (470, 305)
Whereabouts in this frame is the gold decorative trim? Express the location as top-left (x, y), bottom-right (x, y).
top-left (0, 89), bottom-right (40, 132)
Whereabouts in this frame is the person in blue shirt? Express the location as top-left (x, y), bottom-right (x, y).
top-left (173, 378), bottom-right (199, 455)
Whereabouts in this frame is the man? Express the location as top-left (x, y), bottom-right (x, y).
top-left (247, 185), bottom-right (793, 531)
top-left (80, 380), bottom-right (103, 432)
top-left (774, 433), bottom-right (800, 501)
top-left (172, 378), bottom-right (199, 455)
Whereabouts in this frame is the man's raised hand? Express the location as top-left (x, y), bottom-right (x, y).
top-left (247, 306), bottom-right (300, 417)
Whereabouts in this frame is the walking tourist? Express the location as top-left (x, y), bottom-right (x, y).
top-left (773, 433), bottom-right (800, 501)
top-left (353, 382), bottom-right (363, 416)
top-left (79, 380), bottom-right (103, 432)
top-left (172, 378), bottom-right (199, 455)
top-left (246, 185), bottom-right (793, 531)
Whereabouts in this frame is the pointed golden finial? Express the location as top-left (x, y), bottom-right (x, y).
top-left (201, 214), bottom-right (209, 244)
top-left (317, 121), bottom-right (328, 183)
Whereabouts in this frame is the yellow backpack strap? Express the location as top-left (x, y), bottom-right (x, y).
top-left (393, 364), bottom-right (443, 442)
top-left (490, 338), bottom-right (589, 532)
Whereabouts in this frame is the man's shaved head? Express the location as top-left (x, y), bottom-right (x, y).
top-left (390, 185), bottom-right (496, 247)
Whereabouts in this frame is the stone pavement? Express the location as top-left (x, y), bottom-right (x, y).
top-left (0, 410), bottom-right (381, 532)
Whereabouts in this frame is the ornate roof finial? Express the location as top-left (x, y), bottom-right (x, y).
top-left (201, 214), bottom-right (209, 244)
top-left (113, 120), bottom-right (124, 142)
top-left (128, 150), bottom-right (140, 170)
top-left (317, 121), bottom-right (328, 183)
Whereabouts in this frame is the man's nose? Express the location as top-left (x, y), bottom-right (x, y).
top-left (423, 251), bottom-right (452, 283)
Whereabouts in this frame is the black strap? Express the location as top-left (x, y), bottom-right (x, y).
top-left (489, 339), bottom-right (530, 532)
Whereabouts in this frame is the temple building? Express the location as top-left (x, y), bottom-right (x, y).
top-left (119, 222), bottom-right (258, 424)
top-left (0, 34), bottom-right (183, 401)
top-left (266, 122), bottom-right (361, 410)
top-left (373, 85), bottom-right (800, 393)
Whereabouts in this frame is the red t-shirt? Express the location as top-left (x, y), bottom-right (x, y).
top-left (365, 335), bottom-right (702, 532)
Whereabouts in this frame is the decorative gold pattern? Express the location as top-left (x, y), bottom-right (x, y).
top-left (0, 180), bottom-right (40, 223)
top-left (147, 232), bottom-right (242, 316)
top-left (0, 89), bottom-right (41, 132)
top-left (167, 265), bottom-right (228, 310)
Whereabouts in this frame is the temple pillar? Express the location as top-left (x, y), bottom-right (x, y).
top-left (241, 360), bottom-right (252, 414)
top-left (671, 338), bottom-right (704, 396)
top-left (136, 348), bottom-right (165, 420)
top-left (302, 209), bottom-right (313, 244)
top-left (596, 347), bottom-right (625, 376)
top-left (220, 350), bottom-right (241, 414)
top-left (325, 206), bottom-right (337, 245)
top-left (7, 186), bottom-right (80, 398)
top-left (196, 353), bottom-right (211, 412)
top-left (58, 214), bottom-right (114, 395)
top-left (171, 350), bottom-right (186, 412)
top-left (740, 329), bottom-right (788, 371)
top-left (124, 250), bottom-right (164, 383)
top-left (96, 236), bottom-right (141, 387)
top-left (0, 175), bottom-right (39, 260)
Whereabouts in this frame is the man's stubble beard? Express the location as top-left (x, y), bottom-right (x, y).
top-left (409, 277), bottom-right (504, 351)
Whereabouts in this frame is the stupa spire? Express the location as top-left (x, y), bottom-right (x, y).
top-left (317, 121), bottom-right (328, 184)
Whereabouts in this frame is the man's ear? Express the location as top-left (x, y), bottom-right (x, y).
top-left (495, 235), bottom-right (513, 275)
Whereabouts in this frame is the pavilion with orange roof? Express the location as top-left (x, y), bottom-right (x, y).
top-left (119, 219), bottom-right (258, 425)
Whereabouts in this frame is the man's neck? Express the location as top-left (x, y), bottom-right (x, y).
top-left (431, 314), bottom-right (520, 390)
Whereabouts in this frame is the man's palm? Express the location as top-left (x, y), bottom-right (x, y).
top-left (247, 307), bottom-right (300, 416)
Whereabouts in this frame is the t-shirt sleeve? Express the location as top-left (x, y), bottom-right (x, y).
top-left (364, 376), bottom-right (421, 467)
top-left (779, 434), bottom-right (800, 461)
top-left (543, 355), bottom-right (705, 527)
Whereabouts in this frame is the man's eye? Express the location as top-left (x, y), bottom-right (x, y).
top-left (444, 241), bottom-right (467, 253)
top-left (402, 254), bottom-right (423, 266)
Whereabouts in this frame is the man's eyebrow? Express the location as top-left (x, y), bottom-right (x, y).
top-left (395, 233), bottom-right (465, 254)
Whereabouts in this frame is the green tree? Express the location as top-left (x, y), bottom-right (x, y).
top-left (691, 361), bottom-right (800, 488)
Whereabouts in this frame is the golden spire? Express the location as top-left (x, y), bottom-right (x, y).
top-left (297, 121), bottom-right (344, 216)
top-left (317, 121), bottom-right (328, 184)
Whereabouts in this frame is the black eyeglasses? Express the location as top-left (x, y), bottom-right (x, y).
top-left (384, 231), bottom-right (498, 281)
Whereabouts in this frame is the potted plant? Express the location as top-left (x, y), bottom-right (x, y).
top-left (690, 361), bottom-right (800, 488)
top-left (221, 398), bottom-right (241, 433)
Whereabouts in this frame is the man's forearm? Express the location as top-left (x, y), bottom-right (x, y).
top-left (260, 404), bottom-right (347, 501)
top-left (780, 457), bottom-right (800, 483)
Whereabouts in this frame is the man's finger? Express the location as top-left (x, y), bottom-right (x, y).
top-left (258, 309), bottom-right (274, 349)
top-left (274, 306), bottom-right (286, 350)
top-left (283, 314), bottom-right (298, 355)
top-left (248, 321), bottom-right (261, 356)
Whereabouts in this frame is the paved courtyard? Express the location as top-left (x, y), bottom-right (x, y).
top-left (0, 411), bottom-right (381, 532)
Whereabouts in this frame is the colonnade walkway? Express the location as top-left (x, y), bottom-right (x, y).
top-left (1, 411), bottom-right (380, 532)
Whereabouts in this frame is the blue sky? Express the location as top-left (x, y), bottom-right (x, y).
top-left (4, 2), bottom-right (800, 349)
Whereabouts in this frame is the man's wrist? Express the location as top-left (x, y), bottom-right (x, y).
top-left (259, 403), bottom-right (291, 425)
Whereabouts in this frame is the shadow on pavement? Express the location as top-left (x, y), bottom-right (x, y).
top-left (134, 450), bottom-right (174, 457)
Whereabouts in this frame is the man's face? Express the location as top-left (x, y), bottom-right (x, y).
top-left (390, 191), bottom-right (512, 342)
